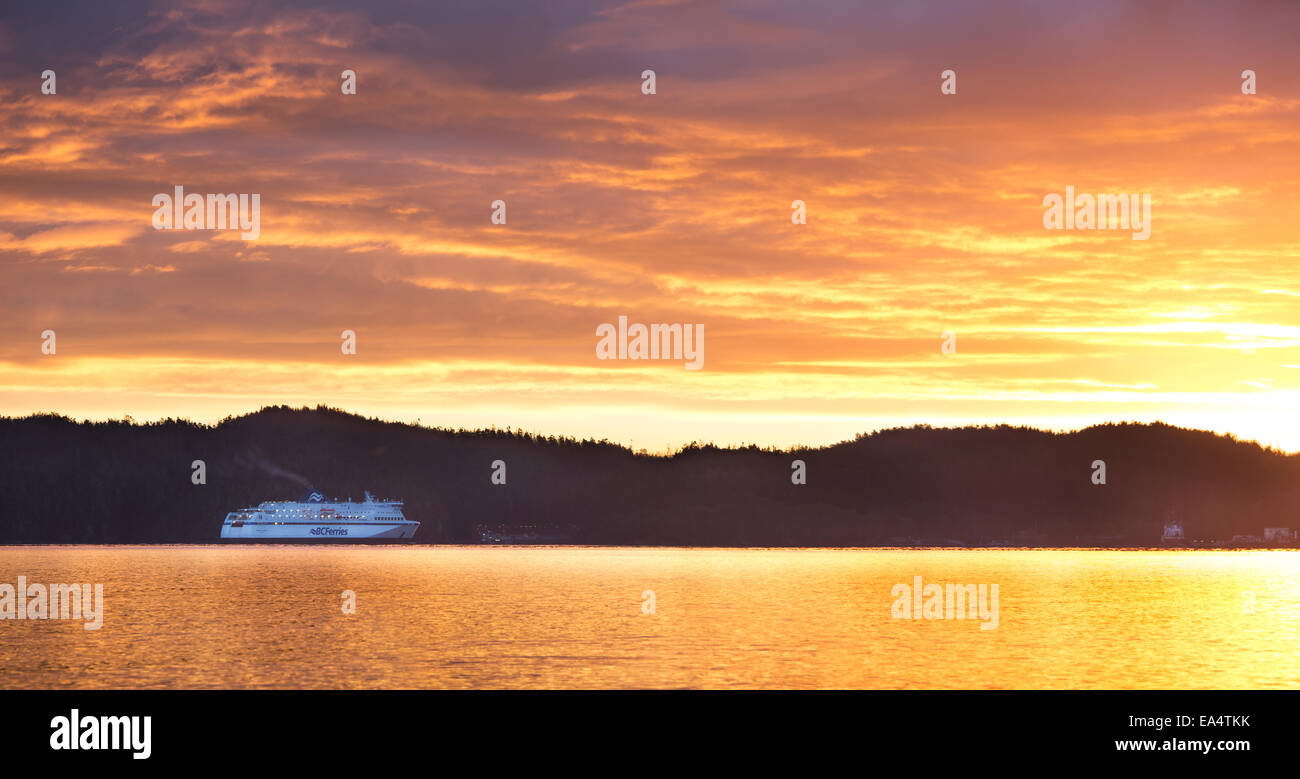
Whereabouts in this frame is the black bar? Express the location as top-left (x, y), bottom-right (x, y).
top-left (0, 690), bottom-right (1287, 767)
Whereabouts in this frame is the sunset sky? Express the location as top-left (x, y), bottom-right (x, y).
top-left (3, 0), bottom-right (1300, 452)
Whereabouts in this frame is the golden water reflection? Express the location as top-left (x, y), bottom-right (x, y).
top-left (2, 547), bottom-right (1298, 689)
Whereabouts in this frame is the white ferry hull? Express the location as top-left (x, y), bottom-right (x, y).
top-left (220, 523), bottom-right (418, 543)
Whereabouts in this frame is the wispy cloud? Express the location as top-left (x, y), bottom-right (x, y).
top-left (3, 0), bottom-right (1300, 449)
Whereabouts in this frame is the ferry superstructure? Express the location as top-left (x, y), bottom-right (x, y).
top-left (220, 491), bottom-right (418, 543)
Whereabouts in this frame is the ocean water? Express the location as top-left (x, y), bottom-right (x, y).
top-left (1, 546), bottom-right (1298, 689)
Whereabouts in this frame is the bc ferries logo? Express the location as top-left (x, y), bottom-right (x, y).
top-left (306, 491), bottom-right (326, 502)
top-left (310, 527), bottom-right (347, 536)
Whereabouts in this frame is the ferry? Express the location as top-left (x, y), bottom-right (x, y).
top-left (220, 491), bottom-right (418, 543)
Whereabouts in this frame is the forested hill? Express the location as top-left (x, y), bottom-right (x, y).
top-left (1, 406), bottom-right (1297, 545)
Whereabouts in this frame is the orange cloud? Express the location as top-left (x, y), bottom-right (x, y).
top-left (2, 1), bottom-right (1300, 451)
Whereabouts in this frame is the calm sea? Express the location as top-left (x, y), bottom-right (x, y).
top-left (2, 547), bottom-right (1298, 689)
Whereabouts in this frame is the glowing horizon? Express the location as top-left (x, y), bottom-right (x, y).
top-left (3, 1), bottom-right (1300, 452)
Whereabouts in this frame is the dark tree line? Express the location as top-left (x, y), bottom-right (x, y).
top-left (1, 405), bottom-right (1297, 545)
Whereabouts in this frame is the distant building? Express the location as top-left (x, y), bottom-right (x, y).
top-left (1264, 527), bottom-right (1296, 543)
top-left (1161, 520), bottom-right (1184, 542)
